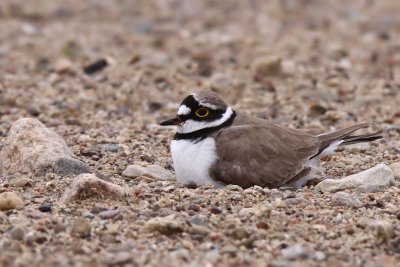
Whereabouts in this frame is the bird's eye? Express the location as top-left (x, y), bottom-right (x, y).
top-left (195, 108), bottom-right (209, 118)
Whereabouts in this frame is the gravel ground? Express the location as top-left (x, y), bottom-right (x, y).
top-left (1, 0), bottom-right (400, 266)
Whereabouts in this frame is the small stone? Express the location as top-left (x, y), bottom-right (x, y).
top-left (331, 192), bottom-right (363, 208)
top-left (0, 192), bottom-right (24, 211)
top-left (82, 211), bottom-right (94, 219)
top-left (122, 164), bottom-right (174, 180)
top-left (389, 162), bottom-right (400, 180)
top-left (122, 165), bottom-right (144, 178)
top-left (54, 58), bottom-right (74, 74)
top-left (91, 204), bottom-right (108, 214)
top-left (281, 243), bottom-right (309, 260)
top-left (26, 106), bottom-right (40, 117)
top-left (103, 144), bottom-right (119, 153)
top-left (252, 56), bottom-right (282, 79)
top-left (39, 203), bottom-right (52, 213)
top-left (60, 173), bottom-right (128, 203)
top-left (52, 157), bottom-right (92, 176)
top-left (188, 204), bottom-right (200, 212)
top-left (27, 210), bottom-right (45, 219)
top-left (273, 199), bottom-right (287, 208)
top-left (315, 163), bottom-right (395, 193)
top-left (210, 205), bottom-right (222, 214)
top-left (8, 177), bottom-right (33, 187)
top-left (229, 228), bottom-right (250, 240)
top-left (99, 209), bottom-right (120, 220)
top-left (144, 214), bottom-right (184, 235)
top-left (10, 226), bottom-right (25, 240)
top-left (83, 58), bottom-right (108, 75)
top-left (189, 225), bottom-right (210, 236)
top-left (71, 218), bottom-right (91, 238)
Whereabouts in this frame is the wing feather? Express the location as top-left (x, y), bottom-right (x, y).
top-left (211, 117), bottom-right (320, 188)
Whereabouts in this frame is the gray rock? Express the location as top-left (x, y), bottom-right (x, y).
top-left (60, 173), bottom-right (128, 203)
top-left (0, 192), bottom-right (24, 211)
top-left (331, 192), bottom-right (363, 208)
top-left (99, 209), bottom-right (120, 219)
top-left (122, 164), bottom-right (174, 180)
top-left (315, 163), bottom-right (395, 193)
top-left (0, 118), bottom-right (88, 177)
top-left (53, 157), bottom-right (91, 176)
top-left (103, 144), bottom-right (119, 153)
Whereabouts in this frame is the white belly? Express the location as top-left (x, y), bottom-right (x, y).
top-left (171, 138), bottom-right (224, 187)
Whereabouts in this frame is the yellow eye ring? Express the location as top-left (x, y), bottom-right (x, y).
top-left (195, 108), bottom-right (209, 118)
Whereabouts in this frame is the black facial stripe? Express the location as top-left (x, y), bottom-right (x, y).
top-left (174, 110), bottom-right (236, 142)
top-left (178, 95), bottom-right (225, 122)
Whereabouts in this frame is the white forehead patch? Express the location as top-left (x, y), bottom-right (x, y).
top-left (177, 105), bottom-right (191, 116)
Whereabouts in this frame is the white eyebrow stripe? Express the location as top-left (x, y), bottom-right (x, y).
top-left (192, 93), bottom-right (219, 110)
top-left (198, 101), bottom-right (219, 110)
top-left (177, 105), bottom-right (191, 115)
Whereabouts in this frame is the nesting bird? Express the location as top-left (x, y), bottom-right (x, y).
top-left (160, 91), bottom-right (383, 189)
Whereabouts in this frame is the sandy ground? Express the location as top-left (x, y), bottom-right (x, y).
top-left (0, 0), bottom-right (400, 266)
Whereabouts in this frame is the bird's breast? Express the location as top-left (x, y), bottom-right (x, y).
top-left (170, 138), bottom-right (223, 187)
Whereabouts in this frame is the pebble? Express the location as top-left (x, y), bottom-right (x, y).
top-left (7, 176), bottom-right (33, 187)
top-left (0, 192), bottom-right (24, 211)
top-left (281, 243), bottom-right (309, 260)
top-left (39, 203), bottom-right (52, 213)
top-left (10, 226), bottom-right (26, 241)
top-left (389, 162), bottom-right (400, 180)
top-left (91, 204), bottom-right (108, 214)
top-left (71, 218), bottom-right (91, 238)
top-left (315, 163), bottom-right (395, 193)
top-left (251, 56), bottom-right (282, 78)
top-left (103, 144), bottom-right (119, 152)
top-left (54, 58), bottom-right (74, 74)
top-left (27, 210), bottom-right (45, 219)
top-left (122, 164), bottom-right (174, 180)
top-left (210, 205), bottom-right (222, 214)
top-left (83, 58), bottom-right (108, 75)
top-left (99, 209), bottom-right (121, 220)
top-left (144, 214), bottom-right (184, 235)
top-left (60, 173), bottom-right (127, 203)
top-left (82, 211), bottom-right (95, 219)
top-left (330, 192), bottom-right (363, 208)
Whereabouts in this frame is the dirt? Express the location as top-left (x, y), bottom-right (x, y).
top-left (0, 0), bottom-right (400, 266)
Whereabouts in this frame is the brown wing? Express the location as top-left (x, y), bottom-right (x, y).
top-left (211, 115), bottom-right (321, 188)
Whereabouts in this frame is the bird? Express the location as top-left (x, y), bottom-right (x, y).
top-left (160, 90), bottom-right (383, 189)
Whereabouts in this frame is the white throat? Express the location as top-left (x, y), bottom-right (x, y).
top-left (177, 107), bottom-right (234, 134)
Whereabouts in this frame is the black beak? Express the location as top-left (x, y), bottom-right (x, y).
top-left (160, 116), bottom-right (183, 126)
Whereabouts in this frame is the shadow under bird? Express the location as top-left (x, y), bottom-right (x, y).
top-left (160, 90), bottom-right (383, 189)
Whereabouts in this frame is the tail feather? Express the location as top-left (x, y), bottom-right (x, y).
top-left (341, 130), bottom-right (383, 145)
top-left (311, 124), bottom-right (383, 159)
